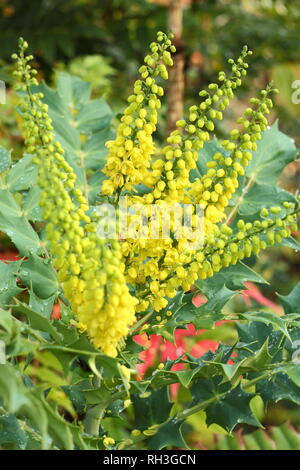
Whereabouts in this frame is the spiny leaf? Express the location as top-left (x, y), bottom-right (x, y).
top-left (278, 282), bottom-right (300, 314)
top-left (19, 254), bottom-right (59, 300)
top-left (246, 121), bottom-right (298, 184)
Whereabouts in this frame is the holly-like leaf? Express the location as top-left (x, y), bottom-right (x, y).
top-left (0, 415), bottom-right (28, 450)
top-left (22, 187), bottom-right (43, 222)
top-left (246, 121), bottom-right (298, 184)
top-left (0, 189), bottom-right (23, 218)
top-left (132, 388), bottom-right (172, 431)
top-left (7, 155), bottom-right (38, 192)
top-left (239, 183), bottom-right (296, 217)
top-left (0, 146), bottom-right (11, 172)
top-left (148, 419), bottom-right (187, 450)
top-left (0, 211), bottom-right (42, 255)
top-left (28, 290), bottom-right (56, 318)
top-left (205, 385), bottom-right (261, 432)
top-left (36, 72), bottom-right (113, 204)
top-left (196, 261), bottom-right (267, 296)
top-left (19, 254), bottom-right (59, 299)
top-left (277, 364), bottom-right (300, 388)
top-left (190, 376), bottom-right (260, 431)
top-left (278, 282), bottom-right (300, 314)
top-left (239, 311), bottom-right (291, 341)
top-left (0, 259), bottom-right (23, 305)
top-left (13, 302), bottom-right (62, 343)
top-left (82, 127), bottom-right (114, 171)
top-left (257, 372), bottom-right (300, 406)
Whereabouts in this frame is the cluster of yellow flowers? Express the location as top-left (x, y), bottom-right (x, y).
top-left (13, 33), bottom-right (300, 356)
top-left (102, 32), bottom-right (175, 196)
top-left (13, 38), bottom-right (137, 357)
top-left (100, 34), bottom-right (298, 315)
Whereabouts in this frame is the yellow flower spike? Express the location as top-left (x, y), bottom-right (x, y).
top-left (14, 41), bottom-right (137, 358)
top-left (102, 33), bottom-right (175, 195)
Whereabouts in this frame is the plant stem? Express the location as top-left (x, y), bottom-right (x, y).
top-left (226, 173), bottom-right (256, 224)
top-left (84, 404), bottom-right (105, 436)
top-left (129, 308), bottom-right (155, 335)
top-left (84, 376), bottom-right (104, 436)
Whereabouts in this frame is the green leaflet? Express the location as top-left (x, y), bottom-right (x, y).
top-left (278, 282), bottom-right (300, 314)
top-left (19, 254), bottom-right (59, 300)
top-left (246, 121), bottom-right (298, 184)
top-left (36, 72), bottom-right (114, 203)
top-left (0, 259), bottom-right (23, 305)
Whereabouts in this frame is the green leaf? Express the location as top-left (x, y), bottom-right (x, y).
top-left (278, 282), bottom-right (300, 314)
top-left (236, 321), bottom-right (284, 362)
top-left (0, 189), bottom-right (22, 217)
top-left (76, 98), bottom-right (113, 133)
top-left (196, 261), bottom-right (267, 295)
top-left (7, 155), bottom-right (38, 192)
top-left (239, 338), bottom-right (272, 371)
top-left (82, 127), bottom-right (114, 171)
top-left (22, 187), bottom-right (43, 222)
top-left (0, 414), bottom-right (28, 450)
top-left (19, 254), bottom-right (59, 299)
top-left (148, 419), bottom-right (187, 450)
top-left (0, 364), bottom-right (31, 413)
top-left (246, 121), bottom-right (298, 184)
top-left (190, 140), bottom-right (227, 181)
top-left (205, 385), bottom-right (261, 432)
top-left (257, 372), bottom-right (300, 406)
top-left (40, 397), bottom-right (74, 450)
top-left (277, 364), bottom-right (300, 388)
top-left (0, 211), bottom-right (42, 255)
top-left (240, 311), bottom-right (291, 341)
top-left (28, 290), bottom-right (56, 318)
top-left (0, 260), bottom-right (23, 305)
top-left (37, 72), bottom-right (113, 205)
top-left (56, 71), bottom-right (91, 109)
top-left (195, 285), bottom-right (235, 315)
top-left (279, 237), bottom-right (300, 250)
top-left (239, 183), bottom-right (296, 217)
top-left (132, 389), bottom-right (172, 430)
top-left (13, 302), bottom-right (62, 343)
top-left (0, 146), bottom-right (11, 172)
top-left (205, 340), bottom-right (272, 384)
top-left (190, 377), bottom-right (260, 431)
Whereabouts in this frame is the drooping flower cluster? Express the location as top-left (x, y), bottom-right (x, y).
top-left (13, 38), bottom-right (137, 357)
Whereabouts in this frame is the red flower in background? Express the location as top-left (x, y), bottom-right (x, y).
top-left (242, 282), bottom-right (281, 313)
top-left (0, 250), bottom-right (20, 263)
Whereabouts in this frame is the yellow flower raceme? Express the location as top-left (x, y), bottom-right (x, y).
top-left (145, 46), bottom-right (253, 204)
top-left (189, 84), bottom-right (278, 231)
top-left (102, 32), bottom-right (175, 196)
top-left (108, 47), bottom-right (254, 310)
top-left (13, 35), bottom-right (300, 340)
top-left (14, 38), bottom-right (137, 357)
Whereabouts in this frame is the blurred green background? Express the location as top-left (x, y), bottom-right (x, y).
top-left (0, 0), bottom-right (300, 448)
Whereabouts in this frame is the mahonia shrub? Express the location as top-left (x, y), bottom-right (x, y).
top-left (0, 33), bottom-right (300, 450)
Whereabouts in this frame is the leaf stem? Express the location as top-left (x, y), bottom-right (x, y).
top-left (226, 173), bottom-right (256, 224)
